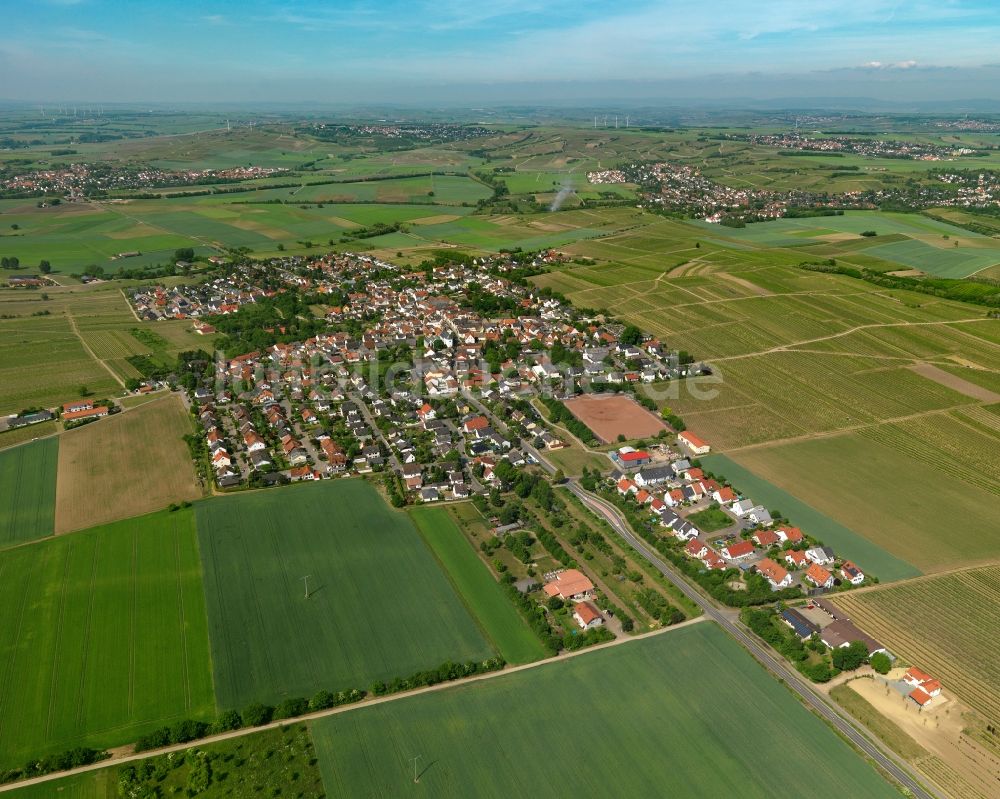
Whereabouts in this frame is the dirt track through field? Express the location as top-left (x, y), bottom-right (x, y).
top-left (0, 617), bottom-right (706, 794)
top-left (907, 362), bottom-right (1000, 403)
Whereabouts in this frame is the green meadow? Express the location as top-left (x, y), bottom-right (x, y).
top-left (410, 506), bottom-right (547, 665)
top-left (0, 509), bottom-right (214, 769)
top-left (0, 438), bottom-right (58, 547)
top-left (195, 480), bottom-right (494, 711)
top-left (311, 623), bottom-right (898, 798)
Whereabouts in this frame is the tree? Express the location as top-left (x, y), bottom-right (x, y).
top-left (77, 384), bottom-right (90, 397)
top-left (870, 652), bottom-right (891, 675)
top-left (240, 702), bottom-right (273, 727)
top-left (551, 468), bottom-right (565, 484)
top-left (620, 324), bottom-right (643, 347)
top-left (39, 260), bottom-right (51, 274)
top-left (831, 640), bottom-right (869, 671)
top-left (173, 247), bottom-right (195, 262)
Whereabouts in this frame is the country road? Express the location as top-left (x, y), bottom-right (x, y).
top-left (462, 394), bottom-right (941, 798)
top-left (566, 484), bottom-right (944, 799)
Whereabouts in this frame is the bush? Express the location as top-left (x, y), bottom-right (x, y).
top-left (870, 652), bottom-right (891, 675)
top-left (215, 709), bottom-right (242, 732)
top-left (309, 690), bottom-right (336, 711)
top-left (831, 640), bottom-right (869, 672)
top-left (241, 703), bottom-right (274, 728)
top-left (274, 697), bottom-right (309, 720)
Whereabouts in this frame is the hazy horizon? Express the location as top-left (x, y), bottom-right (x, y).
top-left (4, 1), bottom-right (1000, 107)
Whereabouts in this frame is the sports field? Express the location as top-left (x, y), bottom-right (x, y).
top-left (196, 480), bottom-right (494, 711)
top-left (0, 508), bottom-right (214, 769)
top-left (311, 623), bottom-right (897, 798)
top-left (725, 428), bottom-right (1000, 574)
top-left (563, 393), bottom-right (666, 443)
top-left (0, 438), bottom-right (58, 547)
top-left (837, 566), bottom-right (1000, 726)
top-left (701, 453), bottom-right (920, 582)
top-left (409, 506), bottom-right (547, 665)
top-left (54, 395), bottom-right (201, 533)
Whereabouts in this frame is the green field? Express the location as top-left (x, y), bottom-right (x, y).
top-left (0, 438), bottom-right (58, 547)
top-left (0, 508), bottom-right (214, 769)
top-left (311, 623), bottom-right (897, 798)
top-left (195, 480), bottom-right (494, 711)
top-left (409, 506), bottom-right (547, 665)
top-left (701, 453), bottom-right (920, 582)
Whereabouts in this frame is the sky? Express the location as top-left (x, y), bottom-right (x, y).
top-left (3, 0), bottom-right (1000, 106)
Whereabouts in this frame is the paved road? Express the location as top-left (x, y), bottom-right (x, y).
top-left (435, 393), bottom-right (937, 796)
top-left (567, 484), bottom-right (942, 799)
top-left (349, 391), bottom-right (402, 472)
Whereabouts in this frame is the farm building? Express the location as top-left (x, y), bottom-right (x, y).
top-left (781, 608), bottom-right (820, 639)
top-left (678, 431), bottom-right (711, 455)
top-left (612, 447), bottom-right (652, 469)
top-left (903, 668), bottom-right (942, 708)
top-left (820, 620), bottom-right (885, 655)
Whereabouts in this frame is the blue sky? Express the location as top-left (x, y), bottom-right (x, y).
top-left (3, 1), bottom-right (1000, 103)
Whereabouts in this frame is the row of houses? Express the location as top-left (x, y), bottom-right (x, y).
top-left (615, 437), bottom-right (868, 592)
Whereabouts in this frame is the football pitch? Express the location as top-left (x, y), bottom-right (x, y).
top-left (195, 480), bottom-right (495, 711)
top-left (0, 508), bottom-right (214, 769)
top-left (310, 623), bottom-right (897, 798)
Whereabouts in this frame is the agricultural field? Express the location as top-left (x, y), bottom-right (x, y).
top-left (0, 438), bottom-right (59, 547)
top-left (311, 623), bottom-right (897, 798)
top-left (700, 454), bottom-right (919, 582)
top-left (0, 312), bottom-right (120, 414)
top-left (409, 506), bottom-right (547, 665)
top-left (725, 425), bottom-right (1000, 574)
top-left (837, 566), bottom-right (1000, 727)
top-left (0, 438), bottom-right (58, 547)
top-left (0, 508), bottom-right (214, 770)
top-left (195, 479), bottom-right (494, 711)
top-left (54, 395), bottom-right (200, 534)
top-left (7, 724), bottom-right (324, 799)
top-left (0, 283), bottom-right (210, 414)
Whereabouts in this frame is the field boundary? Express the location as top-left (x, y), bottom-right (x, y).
top-left (0, 618), bottom-right (704, 794)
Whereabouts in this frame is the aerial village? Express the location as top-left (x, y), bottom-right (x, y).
top-left (112, 249), bottom-right (948, 698)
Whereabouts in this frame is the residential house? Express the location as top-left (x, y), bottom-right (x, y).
top-left (753, 529), bottom-right (780, 548)
top-left (713, 486), bottom-right (738, 505)
top-left (755, 558), bottom-right (793, 589)
top-left (721, 540), bottom-right (755, 561)
top-left (775, 526), bottom-right (804, 544)
top-left (805, 546), bottom-right (835, 565)
top-left (804, 562), bottom-right (834, 589)
top-left (572, 601), bottom-right (604, 630)
top-left (840, 561), bottom-right (865, 585)
top-left (542, 569), bottom-right (595, 601)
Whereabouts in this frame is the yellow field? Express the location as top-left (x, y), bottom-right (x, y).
top-left (55, 395), bottom-right (201, 533)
